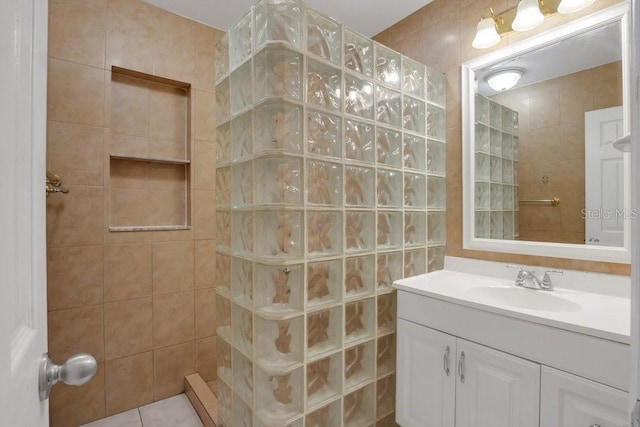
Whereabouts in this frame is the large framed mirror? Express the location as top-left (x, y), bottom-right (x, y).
top-left (462, 2), bottom-right (630, 263)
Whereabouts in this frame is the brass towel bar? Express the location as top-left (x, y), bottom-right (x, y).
top-left (519, 197), bottom-right (560, 207)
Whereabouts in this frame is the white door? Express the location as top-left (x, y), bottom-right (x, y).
top-left (396, 319), bottom-right (456, 427)
top-left (585, 106), bottom-right (625, 247)
top-left (0, 0), bottom-right (49, 426)
top-left (455, 339), bottom-right (540, 427)
top-left (541, 366), bottom-right (628, 427)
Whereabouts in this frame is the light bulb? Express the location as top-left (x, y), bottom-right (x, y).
top-left (472, 16), bottom-right (501, 49)
top-left (512, 0), bottom-right (544, 32)
top-left (557, 0), bottom-right (595, 14)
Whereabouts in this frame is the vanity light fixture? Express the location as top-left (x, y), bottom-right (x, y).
top-left (472, 0), bottom-right (596, 49)
top-left (485, 69), bottom-right (524, 91)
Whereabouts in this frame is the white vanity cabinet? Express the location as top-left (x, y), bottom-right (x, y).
top-left (396, 319), bottom-right (540, 427)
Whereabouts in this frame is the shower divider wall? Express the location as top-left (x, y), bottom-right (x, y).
top-left (214, 1), bottom-right (446, 425)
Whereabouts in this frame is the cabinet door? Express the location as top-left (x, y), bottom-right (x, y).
top-left (455, 339), bottom-right (540, 427)
top-left (396, 319), bottom-right (456, 427)
top-left (540, 366), bottom-right (628, 427)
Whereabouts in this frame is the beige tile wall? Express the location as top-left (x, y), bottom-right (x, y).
top-left (46, 0), bottom-right (224, 425)
top-left (374, 0), bottom-right (630, 275)
top-left (491, 62), bottom-right (623, 244)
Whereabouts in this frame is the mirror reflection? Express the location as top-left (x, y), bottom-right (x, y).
top-left (472, 21), bottom-right (624, 247)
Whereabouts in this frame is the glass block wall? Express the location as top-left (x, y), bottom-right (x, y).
top-left (214, 1), bottom-right (446, 425)
top-left (474, 94), bottom-right (519, 240)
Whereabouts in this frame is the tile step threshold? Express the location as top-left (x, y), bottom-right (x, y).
top-left (185, 374), bottom-right (219, 427)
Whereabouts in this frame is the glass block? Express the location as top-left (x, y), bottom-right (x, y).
top-left (514, 211), bottom-right (519, 234)
top-left (307, 259), bottom-right (342, 309)
top-left (490, 128), bottom-right (502, 156)
top-left (375, 85), bottom-right (402, 128)
top-left (307, 211), bottom-right (342, 257)
top-left (475, 153), bottom-right (489, 181)
top-left (404, 248), bottom-right (426, 277)
top-left (475, 211), bottom-right (490, 238)
top-left (345, 255), bottom-right (375, 300)
top-left (217, 337), bottom-right (232, 384)
top-left (216, 78), bottom-right (230, 123)
top-left (427, 139), bottom-right (445, 175)
top-left (307, 352), bottom-right (343, 409)
top-left (231, 211), bottom-right (253, 256)
top-left (405, 211), bottom-right (426, 247)
top-left (475, 181), bottom-right (490, 210)
top-left (230, 10), bottom-right (252, 69)
top-left (503, 211), bottom-right (514, 238)
top-left (231, 162), bottom-right (253, 207)
top-left (255, 156), bottom-right (303, 205)
top-left (307, 59), bottom-right (341, 112)
top-left (216, 123), bottom-right (230, 164)
top-left (402, 57), bottom-right (425, 98)
top-left (255, 417), bottom-right (304, 427)
top-left (344, 120), bottom-right (374, 163)
top-left (233, 395), bottom-right (253, 427)
top-left (307, 306), bottom-right (342, 360)
top-left (344, 74), bottom-right (374, 120)
top-left (376, 169), bottom-right (403, 208)
top-left (403, 96), bottom-right (426, 134)
top-left (344, 28), bottom-right (374, 77)
top-left (377, 252), bottom-right (402, 290)
top-left (475, 123), bottom-right (489, 153)
top-left (502, 133), bottom-right (514, 160)
top-left (403, 134), bottom-right (426, 171)
top-left (489, 100), bottom-right (502, 129)
top-left (307, 9), bottom-right (341, 65)
top-left (254, 367), bottom-right (303, 424)
top-left (344, 298), bottom-right (375, 345)
top-left (307, 110), bottom-right (342, 158)
top-left (514, 185), bottom-right (519, 209)
top-left (232, 303), bottom-right (253, 355)
top-left (216, 210), bottom-right (231, 250)
top-left (344, 383), bottom-right (375, 426)
top-left (254, 101), bottom-right (303, 153)
top-left (307, 160), bottom-right (342, 206)
top-left (377, 334), bottom-right (396, 378)
top-left (427, 104), bottom-right (445, 140)
top-left (427, 211), bottom-right (446, 245)
top-left (513, 136), bottom-right (520, 160)
top-left (231, 257), bottom-right (253, 307)
top-left (255, 0), bottom-right (303, 49)
top-left (374, 44), bottom-right (401, 88)
top-left (490, 183), bottom-right (502, 210)
top-left (215, 252), bottom-right (231, 294)
top-left (254, 47), bottom-right (303, 102)
top-left (376, 374), bottom-right (396, 418)
top-left (501, 107), bottom-right (514, 133)
top-left (513, 161), bottom-right (519, 184)
top-left (255, 263), bottom-right (304, 317)
top-left (233, 349), bottom-right (253, 405)
top-left (255, 315), bottom-right (304, 371)
top-left (490, 155), bottom-right (502, 183)
top-left (218, 378), bottom-right (232, 424)
top-left (427, 246), bottom-right (445, 273)
top-left (306, 398), bottom-right (342, 427)
top-left (475, 95), bottom-right (489, 125)
top-left (377, 293), bottom-right (396, 335)
top-left (490, 211), bottom-right (503, 239)
top-left (230, 61), bottom-right (252, 114)
top-left (345, 340), bottom-right (375, 391)
top-left (427, 176), bottom-right (446, 209)
top-left (216, 295), bottom-right (232, 341)
top-left (512, 110), bottom-right (519, 135)
top-left (376, 128), bottom-right (402, 167)
top-left (345, 165), bottom-right (375, 207)
top-left (503, 185), bottom-right (514, 210)
top-left (215, 32), bottom-right (229, 82)
top-left (502, 159), bottom-right (513, 185)
top-left (377, 211), bottom-right (403, 249)
top-left (255, 210), bottom-right (303, 259)
top-left (404, 173), bottom-right (426, 208)
top-left (230, 111), bottom-right (252, 160)
top-left (345, 211), bottom-right (375, 253)
top-left (427, 67), bottom-right (446, 106)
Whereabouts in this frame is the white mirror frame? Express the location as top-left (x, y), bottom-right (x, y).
top-left (462, 2), bottom-right (631, 264)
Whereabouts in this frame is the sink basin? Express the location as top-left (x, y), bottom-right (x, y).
top-left (467, 286), bottom-right (582, 312)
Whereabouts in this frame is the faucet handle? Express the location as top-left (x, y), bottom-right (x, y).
top-left (506, 265), bottom-right (526, 286)
top-left (542, 269), bottom-right (563, 289)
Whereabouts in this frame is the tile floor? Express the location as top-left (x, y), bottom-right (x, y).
top-left (80, 394), bottom-right (203, 427)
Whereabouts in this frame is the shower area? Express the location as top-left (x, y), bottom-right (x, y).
top-left (213, 0), bottom-right (446, 425)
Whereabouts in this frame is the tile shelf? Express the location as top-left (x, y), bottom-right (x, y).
top-left (110, 153), bottom-right (191, 165)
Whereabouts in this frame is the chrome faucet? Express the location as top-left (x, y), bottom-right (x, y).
top-left (506, 265), bottom-right (563, 291)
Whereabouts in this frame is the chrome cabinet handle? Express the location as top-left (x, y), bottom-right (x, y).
top-left (458, 351), bottom-right (465, 383)
top-left (443, 346), bottom-right (450, 376)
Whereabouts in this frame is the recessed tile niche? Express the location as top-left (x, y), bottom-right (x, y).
top-left (108, 67), bottom-right (191, 231)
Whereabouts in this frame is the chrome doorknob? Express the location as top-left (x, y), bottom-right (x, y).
top-left (39, 352), bottom-right (97, 400)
